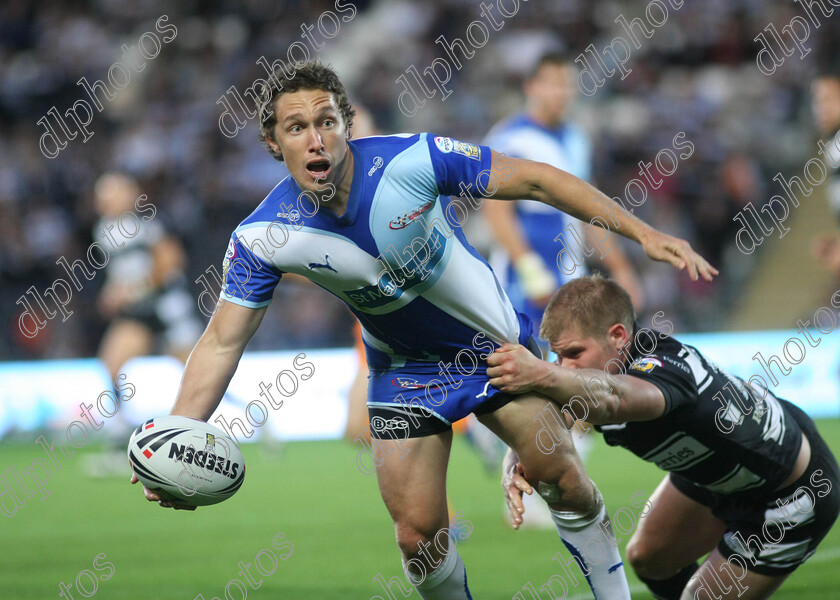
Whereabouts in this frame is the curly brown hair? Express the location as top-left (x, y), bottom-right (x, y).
top-left (256, 61), bottom-right (356, 162)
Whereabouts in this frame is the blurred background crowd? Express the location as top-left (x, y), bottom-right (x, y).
top-left (1, 0), bottom-right (839, 360)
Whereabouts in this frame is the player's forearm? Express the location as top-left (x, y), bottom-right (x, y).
top-left (535, 365), bottom-right (621, 425)
top-left (170, 331), bottom-right (244, 421)
top-left (484, 202), bottom-right (531, 262)
top-left (531, 164), bottom-right (654, 246)
top-left (596, 233), bottom-right (631, 272)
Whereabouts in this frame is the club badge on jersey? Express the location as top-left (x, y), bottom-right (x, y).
top-left (433, 136), bottom-right (481, 161)
top-left (630, 357), bottom-right (662, 372)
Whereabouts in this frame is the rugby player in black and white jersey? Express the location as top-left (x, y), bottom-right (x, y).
top-left (812, 68), bottom-right (840, 223)
top-left (487, 274), bottom-right (840, 599)
top-left (87, 173), bottom-right (204, 474)
top-left (810, 68), bottom-right (840, 276)
top-left (93, 172), bottom-right (203, 380)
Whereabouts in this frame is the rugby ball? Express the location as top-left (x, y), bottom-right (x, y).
top-left (127, 416), bottom-right (245, 506)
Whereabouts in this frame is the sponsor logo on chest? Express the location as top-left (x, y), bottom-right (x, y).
top-left (389, 200), bottom-right (434, 230)
top-left (641, 432), bottom-right (713, 471)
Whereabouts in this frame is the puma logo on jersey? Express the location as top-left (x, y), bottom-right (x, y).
top-left (308, 254), bottom-right (337, 272)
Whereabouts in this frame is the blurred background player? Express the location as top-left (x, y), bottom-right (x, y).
top-left (810, 68), bottom-right (840, 279)
top-left (94, 172), bottom-right (202, 379)
top-left (86, 172), bottom-right (203, 474)
top-left (811, 68), bottom-right (840, 222)
top-left (482, 52), bottom-right (644, 331)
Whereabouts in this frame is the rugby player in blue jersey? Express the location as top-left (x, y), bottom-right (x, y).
top-left (483, 52), bottom-right (643, 331)
top-left (132, 62), bottom-right (717, 599)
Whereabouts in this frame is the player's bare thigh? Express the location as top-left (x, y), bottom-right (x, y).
top-left (681, 548), bottom-right (786, 600)
top-left (627, 475), bottom-right (726, 579)
top-left (98, 319), bottom-right (154, 380)
top-left (372, 430), bottom-right (453, 572)
top-left (477, 392), bottom-right (595, 513)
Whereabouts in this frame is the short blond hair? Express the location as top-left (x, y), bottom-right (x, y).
top-left (539, 274), bottom-right (635, 341)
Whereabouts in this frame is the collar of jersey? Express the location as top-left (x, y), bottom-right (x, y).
top-left (518, 112), bottom-right (568, 140)
top-left (287, 142), bottom-right (364, 227)
top-left (626, 321), bottom-right (642, 364)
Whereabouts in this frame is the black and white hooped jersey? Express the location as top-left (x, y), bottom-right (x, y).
top-left (598, 334), bottom-right (804, 498)
top-left (93, 215), bottom-right (164, 290)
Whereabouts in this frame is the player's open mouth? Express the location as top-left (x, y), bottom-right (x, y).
top-left (306, 158), bottom-right (331, 180)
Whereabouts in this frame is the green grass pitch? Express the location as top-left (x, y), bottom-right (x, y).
top-left (1, 420), bottom-right (839, 599)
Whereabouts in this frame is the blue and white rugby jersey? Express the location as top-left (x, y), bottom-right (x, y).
top-left (219, 133), bottom-right (533, 375)
top-left (483, 114), bottom-right (593, 325)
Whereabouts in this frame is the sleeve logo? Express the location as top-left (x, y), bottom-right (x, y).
top-left (630, 357), bottom-right (663, 373)
top-left (222, 238), bottom-right (237, 281)
top-left (434, 136), bottom-right (454, 153)
top-left (453, 140), bottom-right (480, 160)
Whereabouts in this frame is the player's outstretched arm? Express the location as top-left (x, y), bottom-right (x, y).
top-left (484, 150), bottom-right (719, 281)
top-left (131, 300), bottom-right (267, 508)
top-left (170, 300), bottom-right (268, 420)
top-left (486, 343), bottom-right (666, 424)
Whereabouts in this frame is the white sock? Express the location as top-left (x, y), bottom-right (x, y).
top-left (518, 490), bottom-right (556, 530)
top-left (407, 539), bottom-right (473, 600)
top-left (549, 487), bottom-right (631, 600)
top-left (571, 430), bottom-right (595, 463)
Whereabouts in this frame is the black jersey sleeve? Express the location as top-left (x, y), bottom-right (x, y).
top-left (624, 350), bottom-right (698, 415)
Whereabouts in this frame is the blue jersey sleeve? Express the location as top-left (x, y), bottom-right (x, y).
top-left (426, 134), bottom-right (494, 197)
top-left (218, 232), bottom-right (283, 308)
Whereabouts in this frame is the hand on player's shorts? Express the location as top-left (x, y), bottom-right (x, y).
top-left (130, 473), bottom-right (196, 511)
top-left (640, 230), bottom-right (718, 281)
top-left (502, 448), bottom-right (532, 530)
top-left (487, 343), bottom-right (548, 394)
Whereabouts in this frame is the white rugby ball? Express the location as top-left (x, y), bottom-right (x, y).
top-left (127, 415), bottom-right (245, 506)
